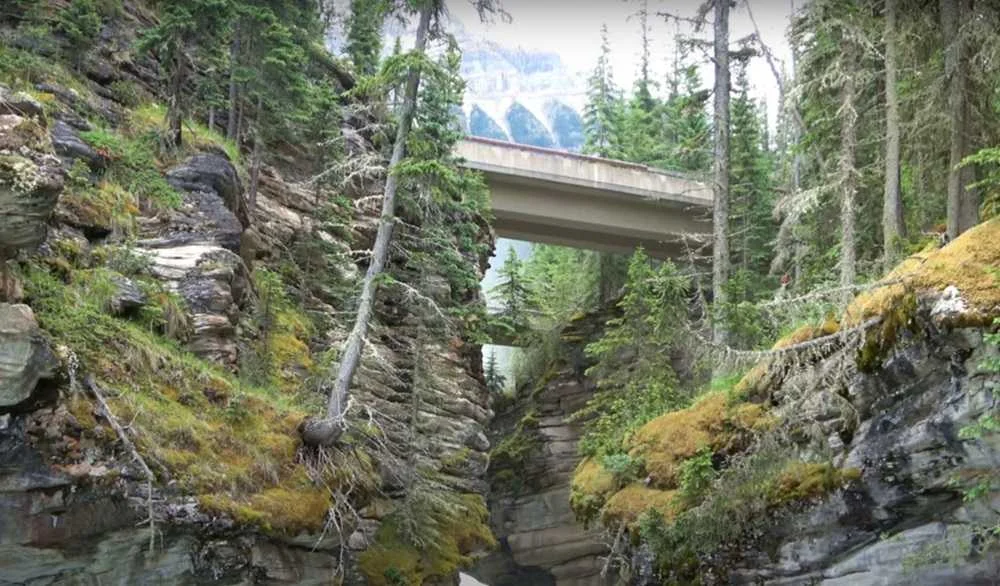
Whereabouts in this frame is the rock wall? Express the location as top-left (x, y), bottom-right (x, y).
top-left (0, 4), bottom-right (495, 583)
top-left (473, 316), bottom-right (612, 586)
top-left (727, 323), bottom-right (1000, 585)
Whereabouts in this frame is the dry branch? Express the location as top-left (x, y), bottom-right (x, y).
top-left (83, 375), bottom-right (157, 550)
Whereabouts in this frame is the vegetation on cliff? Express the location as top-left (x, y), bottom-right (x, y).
top-left (1, 0), bottom-right (503, 580)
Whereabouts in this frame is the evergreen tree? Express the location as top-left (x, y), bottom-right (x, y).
top-left (55, 0), bottom-right (102, 68)
top-left (484, 350), bottom-right (506, 394)
top-left (662, 46), bottom-right (711, 173)
top-left (346, 0), bottom-right (388, 77)
top-left (582, 24), bottom-right (624, 159)
top-left (574, 249), bottom-right (691, 458)
top-left (621, 1), bottom-right (666, 166)
top-left (729, 63), bottom-right (775, 292)
top-left (491, 249), bottom-right (530, 328)
top-left (139, 0), bottom-right (233, 148)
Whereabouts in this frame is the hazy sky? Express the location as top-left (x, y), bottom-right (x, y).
top-left (448, 0), bottom-right (795, 125)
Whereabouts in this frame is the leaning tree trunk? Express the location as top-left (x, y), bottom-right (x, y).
top-left (839, 47), bottom-right (858, 306)
top-left (301, 5), bottom-right (434, 447)
top-left (711, 0), bottom-right (731, 346)
top-left (883, 0), bottom-right (905, 267)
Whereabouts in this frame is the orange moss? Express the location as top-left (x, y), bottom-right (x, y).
top-left (572, 457), bottom-right (616, 495)
top-left (629, 393), bottom-right (768, 489)
top-left (603, 484), bottom-right (679, 526)
top-left (845, 218), bottom-right (1000, 326)
top-left (569, 457), bottom-right (618, 521)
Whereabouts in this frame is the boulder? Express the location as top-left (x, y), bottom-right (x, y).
top-left (0, 304), bottom-right (58, 411)
top-left (108, 274), bottom-right (146, 316)
top-left (50, 120), bottom-right (105, 170)
top-left (167, 153), bottom-right (247, 227)
top-left (0, 153), bottom-right (64, 255)
top-left (0, 85), bottom-right (44, 119)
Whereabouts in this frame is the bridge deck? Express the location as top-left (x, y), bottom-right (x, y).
top-left (456, 137), bottom-right (712, 257)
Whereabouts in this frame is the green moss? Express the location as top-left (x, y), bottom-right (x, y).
top-left (242, 268), bottom-right (317, 392)
top-left (767, 461), bottom-right (861, 505)
top-left (488, 410), bottom-right (541, 493)
top-left (59, 179), bottom-right (139, 236)
top-left (358, 494), bottom-right (495, 586)
top-left (20, 260), bottom-right (349, 535)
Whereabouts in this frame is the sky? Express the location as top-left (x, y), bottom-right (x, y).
top-left (447, 0), bottom-right (795, 128)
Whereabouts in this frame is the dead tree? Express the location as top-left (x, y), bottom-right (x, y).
top-left (301, 5), bottom-right (434, 447)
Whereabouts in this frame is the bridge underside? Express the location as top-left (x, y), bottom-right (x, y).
top-left (487, 175), bottom-right (712, 259)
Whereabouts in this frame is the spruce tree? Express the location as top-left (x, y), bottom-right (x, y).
top-left (729, 63), bottom-right (775, 294)
top-left (582, 24), bottom-right (624, 159)
top-left (662, 47), bottom-right (711, 173)
top-left (139, 0), bottom-right (233, 148)
top-left (346, 0), bottom-right (388, 77)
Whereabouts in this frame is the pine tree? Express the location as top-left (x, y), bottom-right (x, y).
top-left (346, 0), bottom-right (388, 77)
top-left (574, 249), bottom-right (691, 457)
top-left (484, 350), bottom-right (506, 394)
top-left (139, 0), bottom-right (233, 148)
top-left (55, 0), bottom-right (102, 68)
top-left (729, 63), bottom-right (775, 292)
top-left (712, 0), bottom-right (732, 345)
top-left (304, 2), bottom-right (436, 446)
top-left (941, 0), bottom-right (980, 239)
top-left (882, 0), bottom-right (905, 266)
top-left (582, 24), bottom-right (624, 159)
top-left (621, 3), bottom-right (667, 167)
top-left (662, 42), bottom-right (711, 173)
top-left (492, 249), bottom-right (530, 328)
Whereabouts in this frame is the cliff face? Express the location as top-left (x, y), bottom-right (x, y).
top-left (726, 323), bottom-right (1000, 585)
top-left (473, 316), bottom-right (612, 586)
top-left (0, 4), bottom-right (494, 584)
top-left (566, 219), bottom-right (1000, 585)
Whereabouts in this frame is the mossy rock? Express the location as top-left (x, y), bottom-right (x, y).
top-left (628, 393), bottom-right (771, 490)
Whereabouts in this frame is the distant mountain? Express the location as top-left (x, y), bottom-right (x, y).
top-left (349, 15), bottom-right (588, 152)
top-left (469, 104), bottom-right (508, 141)
top-left (457, 34), bottom-right (586, 152)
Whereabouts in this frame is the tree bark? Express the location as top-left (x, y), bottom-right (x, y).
top-left (227, 19), bottom-right (242, 142)
top-left (883, 0), bottom-right (905, 267)
top-left (303, 4), bottom-right (434, 446)
top-left (248, 95), bottom-right (263, 211)
top-left (712, 0), bottom-right (731, 345)
top-left (839, 47), bottom-right (858, 306)
top-left (942, 0), bottom-right (977, 239)
top-left (167, 46), bottom-right (186, 148)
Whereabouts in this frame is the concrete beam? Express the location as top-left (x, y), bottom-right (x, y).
top-left (456, 137), bottom-right (713, 257)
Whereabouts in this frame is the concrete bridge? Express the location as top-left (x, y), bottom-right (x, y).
top-left (455, 136), bottom-right (713, 258)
